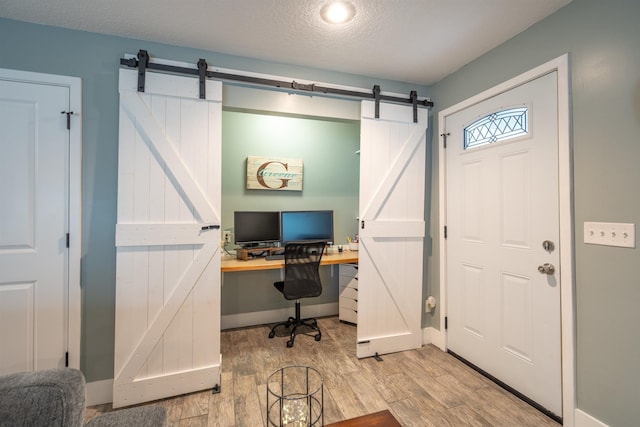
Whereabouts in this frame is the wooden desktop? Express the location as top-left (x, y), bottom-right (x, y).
top-left (220, 249), bottom-right (358, 272)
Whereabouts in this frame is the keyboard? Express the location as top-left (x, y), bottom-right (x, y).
top-left (265, 254), bottom-right (284, 261)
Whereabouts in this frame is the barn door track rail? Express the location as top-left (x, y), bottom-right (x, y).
top-left (121, 49), bottom-right (433, 122)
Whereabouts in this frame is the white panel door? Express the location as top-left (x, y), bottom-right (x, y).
top-left (114, 69), bottom-right (222, 407)
top-left (0, 79), bottom-right (69, 374)
top-left (357, 101), bottom-right (427, 358)
top-left (445, 72), bottom-right (561, 416)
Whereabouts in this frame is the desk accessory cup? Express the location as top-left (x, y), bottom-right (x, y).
top-left (346, 235), bottom-right (358, 251)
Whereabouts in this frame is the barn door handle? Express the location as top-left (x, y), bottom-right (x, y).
top-left (201, 225), bottom-right (220, 231)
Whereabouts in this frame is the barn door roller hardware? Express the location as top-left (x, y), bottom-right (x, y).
top-left (135, 49), bottom-right (149, 92)
top-left (197, 58), bottom-right (208, 100)
top-left (121, 49), bottom-right (433, 122)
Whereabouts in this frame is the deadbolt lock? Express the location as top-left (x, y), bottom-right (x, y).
top-left (542, 240), bottom-right (555, 252)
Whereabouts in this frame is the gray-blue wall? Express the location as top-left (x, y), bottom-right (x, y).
top-left (0, 18), bottom-right (427, 383)
top-left (429, 0), bottom-right (640, 425)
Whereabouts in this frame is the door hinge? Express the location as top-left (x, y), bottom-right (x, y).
top-left (66, 233), bottom-right (70, 248)
top-left (361, 220), bottom-right (365, 230)
top-left (445, 316), bottom-right (448, 330)
top-left (441, 132), bottom-right (450, 149)
top-left (65, 352), bottom-right (69, 367)
top-left (61, 111), bottom-right (74, 130)
top-left (444, 226), bottom-right (447, 239)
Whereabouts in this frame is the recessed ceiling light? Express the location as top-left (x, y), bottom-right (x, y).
top-left (320, 1), bottom-right (356, 24)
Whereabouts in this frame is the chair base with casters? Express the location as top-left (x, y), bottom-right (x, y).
top-left (268, 241), bottom-right (326, 347)
top-left (268, 297), bottom-right (321, 347)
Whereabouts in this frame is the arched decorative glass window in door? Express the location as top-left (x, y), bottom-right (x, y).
top-left (464, 107), bottom-right (528, 149)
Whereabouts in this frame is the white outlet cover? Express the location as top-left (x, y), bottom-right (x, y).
top-left (584, 222), bottom-right (635, 248)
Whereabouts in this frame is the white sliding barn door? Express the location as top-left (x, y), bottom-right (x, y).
top-left (357, 101), bottom-right (427, 358)
top-left (114, 69), bottom-right (222, 407)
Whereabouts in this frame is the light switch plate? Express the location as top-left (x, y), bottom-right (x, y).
top-left (584, 222), bottom-right (635, 248)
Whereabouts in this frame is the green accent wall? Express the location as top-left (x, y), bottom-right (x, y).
top-left (221, 111), bottom-right (360, 314)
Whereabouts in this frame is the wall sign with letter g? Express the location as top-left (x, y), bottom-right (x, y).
top-left (246, 156), bottom-right (303, 191)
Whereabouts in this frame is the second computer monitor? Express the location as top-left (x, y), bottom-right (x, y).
top-left (280, 210), bottom-right (334, 244)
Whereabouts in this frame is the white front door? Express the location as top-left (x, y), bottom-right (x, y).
top-left (357, 101), bottom-right (427, 358)
top-left (444, 71), bottom-right (562, 416)
top-left (0, 78), bottom-right (69, 374)
top-left (113, 69), bottom-right (223, 407)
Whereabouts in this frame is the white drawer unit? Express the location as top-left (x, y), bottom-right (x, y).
top-left (340, 286), bottom-right (358, 301)
top-left (338, 263), bottom-right (358, 324)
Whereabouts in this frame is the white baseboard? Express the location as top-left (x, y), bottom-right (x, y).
top-left (422, 326), bottom-right (446, 351)
top-left (221, 302), bottom-right (339, 330)
top-left (575, 409), bottom-right (609, 427)
top-left (86, 378), bottom-right (113, 406)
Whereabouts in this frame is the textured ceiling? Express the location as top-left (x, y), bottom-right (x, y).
top-left (0, 0), bottom-right (572, 85)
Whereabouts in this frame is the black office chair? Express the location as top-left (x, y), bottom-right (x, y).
top-left (268, 241), bottom-right (326, 347)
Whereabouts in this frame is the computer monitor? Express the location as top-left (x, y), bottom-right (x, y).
top-left (281, 210), bottom-right (334, 244)
top-left (233, 211), bottom-right (281, 247)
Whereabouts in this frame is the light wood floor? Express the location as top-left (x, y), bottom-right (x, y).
top-left (87, 317), bottom-right (561, 426)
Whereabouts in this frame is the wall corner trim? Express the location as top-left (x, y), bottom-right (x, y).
top-left (422, 327), bottom-right (445, 351)
top-left (86, 378), bottom-right (114, 406)
top-left (575, 409), bottom-right (610, 427)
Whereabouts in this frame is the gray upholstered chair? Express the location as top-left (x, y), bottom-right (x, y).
top-left (0, 368), bottom-right (167, 426)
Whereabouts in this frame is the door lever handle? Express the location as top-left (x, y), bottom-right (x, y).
top-left (201, 225), bottom-right (220, 231)
top-left (537, 263), bottom-right (555, 275)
